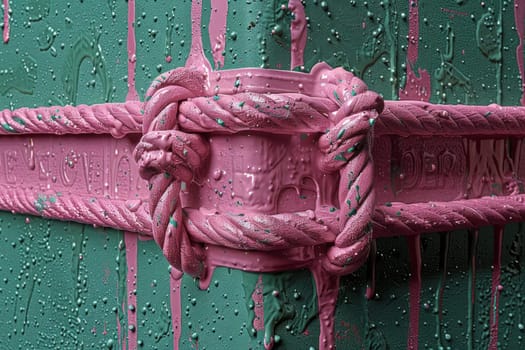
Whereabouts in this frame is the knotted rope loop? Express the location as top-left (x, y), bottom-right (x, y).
top-left (135, 67), bottom-right (210, 277)
top-left (135, 63), bottom-right (384, 278)
top-left (316, 68), bottom-right (384, 275)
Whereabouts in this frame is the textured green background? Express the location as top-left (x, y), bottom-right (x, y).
top-left (0, 0), bottom-right (524, 349)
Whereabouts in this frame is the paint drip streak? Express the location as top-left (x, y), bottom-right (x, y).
top-left (209, 0), bottom-right (228, 69)
top-left (467, 230), bottom-right (479, 350)
top-left (125, 232), bottom-right (138, 350)
top-left (288, 0), bottom-right (307, 69)
top-left (311, 264), bottom-right (339, 350)
top-left (186, 0), bottom-right (211, 72)
top-left (489, 226), bottom-right (504, 349)
top-left (170, 269), bottom-right (183, 349)
top-left (407, 235), bottom-right (422, 350)
top-left (434, 232), bottom-right (450, 349)
top-left (406, 0), bottom-right (419, 64)
top-left (126, 0), bottom-right (139, 101)
top-left (365, 239), bottom-right (377, 300)
top-left (3, 0), bottom-right (9, 43)
top-left (514, 0), bottom-right (525, 105)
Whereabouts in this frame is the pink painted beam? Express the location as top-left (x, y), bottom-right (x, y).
top-left (1, 74), bottom-right (525, 247)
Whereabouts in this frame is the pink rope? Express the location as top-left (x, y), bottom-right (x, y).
top-left (373, 194), bottom-right (525, 237)
top-left (134, 64), bottom-right (383, 277)
top-left (377, 101), bottom-right (525, 137)
top-left (0, 102), bottom-right (143, 137)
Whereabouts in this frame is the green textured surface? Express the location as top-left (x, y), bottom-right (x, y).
top-left (0, 0), bottom-right (525, 349)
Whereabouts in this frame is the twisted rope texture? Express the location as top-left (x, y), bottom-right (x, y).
top-left (373, 195), bottom-right (525, 237)
top-left (377, 101), bottom-right (525, 137)
top-left (0, 102), bottom-right (143, 137)
top-left (134, 65), bottom-right (384, 277)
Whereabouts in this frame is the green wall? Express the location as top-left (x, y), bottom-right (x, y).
top-left (0, 0), bottom-right (524, 349)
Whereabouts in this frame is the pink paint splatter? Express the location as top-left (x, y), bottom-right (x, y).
top-left (209, 0), bottom-right (228, 69)
top-left (3, 0), bottom-right (9, 43)
top-left (126, 0), bottom-right (139, 101)
top-left (489, 227), bottom-right (503, 349)
top-left (407, 235), bottom-right (422, 350)
top-left (514, 0), bottom-right (525, 105)
top-left (125, 232), bottom-right (138, 350)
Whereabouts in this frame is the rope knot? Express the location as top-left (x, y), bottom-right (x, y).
top-left (317, 68), bottom-right (383, 275)
top-left (135, 63), bottom-right (383, 278)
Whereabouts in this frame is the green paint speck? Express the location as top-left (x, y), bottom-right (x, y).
top-left (169, 217), bottom-right (178, 228)
top-left (12, 116), bottom-right (26, 125)
top-left (216, 118), bottom-right (225, 126)
top-left (213, 95), bottom-right (220, 101)
top-left (334, 153), bottom-right (346, 161)
top-left (336, 128), bottom-right (346, 140)
top-left (333, 90), bottom-right (340, 102)
top-left (1, 123), bottom-right (17, 133)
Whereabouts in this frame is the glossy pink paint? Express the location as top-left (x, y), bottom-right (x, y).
top-left (399, 0), bottom-right (430, 101)
top-left (125, 232), bottom-right (138, 349)
top-left (170, 269), bottom-right (183, 350)
top-left (288, 0), bottom-right (307, 69)
top-left (514, 0), bottom-right (525, 105)
top-left (251, 275), bottom-right (265, 332)
top-left (209, 0), bottom-right (228, 69)
top-left (187, 0), bottom-right (211, 73)
top-left (407, 235), bottom-right (422, 350)
top-left (489, 227), bottom-right (504, 349)
top-left (2, 0), bottom-right (8, 43)
top-left (126, 0), bottom-right (139, 101)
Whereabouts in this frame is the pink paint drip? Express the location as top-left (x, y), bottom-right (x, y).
top-left (365, 240), bottom-right (376, 300)
top-left (170, 268), bottom-right (183, 350)
top-left (399, 0), bottom-right (430, 101)
top-left (187, 0), bottom-right (211, 73)
top-left (209, 0), bottom-right (228, 69)
top-left (2, 0), bottom-right (8, 43)
top-left (514, 0), bottom-right (525, 105)
top-left (125, 232), bottom-right (138, 350)
top-left (252, 275), bottom-right (265, 331)
top-left (311, 264), bottom-right (340, 350)
top-left (288, 0), bottom-right (307, 69)
top-left (489, 226), bottom-right (504, 350)
top-left (126, 0), bottom-right (139, 101)
top-left (407, 235), bottom-right (422, 350)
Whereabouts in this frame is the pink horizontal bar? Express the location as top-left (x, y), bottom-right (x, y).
top-left (2, 100), bottom-right (525, 138)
